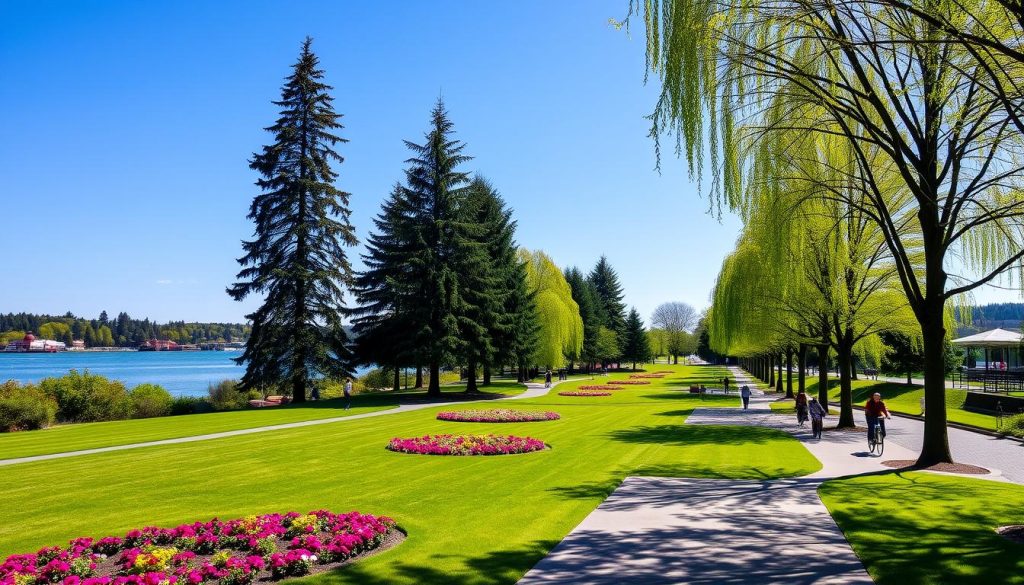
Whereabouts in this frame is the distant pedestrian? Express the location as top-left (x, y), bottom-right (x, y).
top-left (809, 398), bottom-right (826, 439)
top-left (795, 390), bottom-right (809, 426)
top-left (310, 384), bottom-right (320, 401)
top-left (343, 378), bottom-right (352, 410)
top-left (723, 376), bottom-right (730, 393)
top-left (740, 385), bottom-right (752, 409)
top-left (545, 370), bottom-right (552, 388)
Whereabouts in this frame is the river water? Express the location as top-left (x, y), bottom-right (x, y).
top-left (0, 351), bottom-right (247, 397)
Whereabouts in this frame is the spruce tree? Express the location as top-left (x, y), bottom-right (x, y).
top-left (564, 267), bottom-right (604, 372)
top-left (622, 308), bottom-right (652, 370)
top-left (227, 38), bottom-right (356, 402)
top-left (588, 255), bottom-right (627, 348)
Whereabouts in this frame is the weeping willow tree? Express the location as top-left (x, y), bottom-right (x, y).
top-left (628, 0), bottom-right (1024, 465)
top-left (520, 249), bottom-right (584, 370)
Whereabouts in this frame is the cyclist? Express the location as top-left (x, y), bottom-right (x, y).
top-left (865, 392), bottom-right (891, 444)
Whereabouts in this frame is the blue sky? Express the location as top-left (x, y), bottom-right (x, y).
top-left (1, 1), bottom-right (1012, 325)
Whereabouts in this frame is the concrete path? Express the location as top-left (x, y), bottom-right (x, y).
top-left (521, 367), bottom-right (877, 585)
top-left (0, 378), bottom-right (572, 467)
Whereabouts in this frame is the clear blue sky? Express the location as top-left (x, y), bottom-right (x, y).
top-left (1, 1), bottom-right (1010, 325)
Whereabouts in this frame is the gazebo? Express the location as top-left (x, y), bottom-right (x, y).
top-left (951, 328), bottom-right (1024, 392)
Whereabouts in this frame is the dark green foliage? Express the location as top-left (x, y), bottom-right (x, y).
top-left (228, 38), bottom-right (357, 402)
top-left (129, 383), bottom-right (173, 418)
top-left (565, 267), bottom-right (605, 371)
top-left (588, 255), bottom-right (627, 349)
top-left (37, 371), bottom-right (133, 423)
top-left (169, 396), bottom-right (213, 416)
top-left (207, 380), bottom-right (253, 411)
top-left (0, 313), bottom-right (249, 347)
top-left (0, 381), bottom-right (56, 431)
top-left (880, 331), bottom-right (923, 384)
top-left (622, 308), bottom-right (652, 369)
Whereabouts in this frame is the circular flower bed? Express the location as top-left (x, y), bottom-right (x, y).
top-left (558, 391), bottom-right (612, 397)
top-left (654, 370), bottom-right (674, 374)
top-left (386, 434), bottom-right (546, 455)
top-left (629, 374), bottom-right (666, 379)
top-left (608, 380), bottom-right (651, 385)
top-left (577, 385), bottom-right (620, 391)
top-left (0, 510), bottom-right (398, 585)
top-left (436, 409), bottom-right (560, 423)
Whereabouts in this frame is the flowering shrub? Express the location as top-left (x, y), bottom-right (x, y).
top-left (0, 510), bottom-right (396, 585)
top-left (576, 385), bottom-right (620, 391)
top-left (436, 409), bottom-right (560, 423)
top-left (386, 434), bottom-right (546, 455)
top-left (558, 391), bottom-right (612, 396)
top-left (629, 374), bottom-right (665, 379)
top-left (608, 380), bottom-right (651, 385)
top-left (654, 371), bottom-right (675, 374)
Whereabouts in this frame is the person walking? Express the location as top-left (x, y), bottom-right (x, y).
top-left (809, 397), bottom-right (826, 439)
top-left (795, 390), bottom-right (809, 426)
top-left (723, 376), bottom-right (730, 393)
top-left (343, 378), bottom-right (353, 410)
top-left (544, 369), bottom-right (552, 388)
top-left (740, 385), bottom-right (752, 409)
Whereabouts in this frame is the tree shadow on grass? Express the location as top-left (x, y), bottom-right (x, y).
top-left (606, 424), bottom-right (789, 447)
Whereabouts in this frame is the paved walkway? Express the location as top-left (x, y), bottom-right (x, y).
top-left (521, 366), bottom-right (1006, 584)
top-left (0, 379), bottom-right (572, 467)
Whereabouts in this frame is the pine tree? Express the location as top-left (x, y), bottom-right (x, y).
top-left (622, 308), bottom-right (652, 370)
top-left (564, 267), bottom-right (605, 372)
top-left (227, 38), bottom-right (357, 402)
top-left (588, 255), bottom-right (627, 346)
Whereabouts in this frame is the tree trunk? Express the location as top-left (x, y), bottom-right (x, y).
top-left (769, 355), bottom-right (776, 389)
top-left (836, 341), bottom-right (855, 428)
top-left (466, 360), bottom-right (479, 393)
top-left (817, 344), bottom-right (830, 415)
top-left (392, 367), bottom-right (400, 392)
top-left (917, 296), bottom-right (954, 465)
top-left (427, 361), bottom-right (441, 397)
top-left (907, 369), bottom-right (913, 386)
top-left (483, 364), bottom-right (492, 386)
top-left (776, 356), bottom-right (783, 393)
top-left (786, 349), bottom-right (794, 398)
top-left (797, 343), bottom-right (807, 395)
top-left (415, 365), bottom-right (423, 389)
top-left (673, 354), bottom-right (678, 365)
top-left (292, 377), bottom-right (306, 404)
top-left (517, 365), bottom-right (525, 383)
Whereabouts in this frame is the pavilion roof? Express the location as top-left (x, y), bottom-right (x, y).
top-left (951, 328), bottom-right (1023, 348)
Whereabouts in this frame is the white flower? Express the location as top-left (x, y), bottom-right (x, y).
top-left (310, 555), bottom-right (318, 562)
top-left (300, 554), bottom-right (309, 561)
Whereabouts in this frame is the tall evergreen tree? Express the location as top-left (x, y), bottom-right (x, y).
top-left (622, 308), bottom-right (652, 370)
top-left (564, 267), bottom-right (604, 372)
top-left (588, 255), bottom-right (627, 347)
top-left (227, 38), bottom-right (357, 402)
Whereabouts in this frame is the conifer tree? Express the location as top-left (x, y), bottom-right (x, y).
top-left (622, 308), bottom-right (652, 370)
top-left (588, 256), bottom-right (627, 347)
top-left (227, 38), bottom-right (356, 402)
top-left (564, 267), bottom-right (604, 372)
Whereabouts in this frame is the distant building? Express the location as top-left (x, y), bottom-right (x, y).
top-left (3, 332), bottom-right (66, 353)
top-left (69, 340), bottom-right (86, 351)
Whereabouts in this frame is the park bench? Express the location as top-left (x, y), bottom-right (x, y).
top-left (248, 395), bottom-right (292, 408)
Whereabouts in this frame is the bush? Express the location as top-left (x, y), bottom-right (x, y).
top-left (1003, 413), bottom-right (1024, 438)
top-left (38, 370), bottom-right (133, 423)
top-left (0, 381), bottom-right (56, 432)
top-left (208, 380), bottom-right (248, 411)
top-left (170, 395), bottom-right (213, 415)
top-left (359, 368), bottom-right (394, 391)
top-left (129, 384), bottom-right (173, 419)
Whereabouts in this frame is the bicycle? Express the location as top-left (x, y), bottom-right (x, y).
top-left (868, 418), bottom-right (887, 456)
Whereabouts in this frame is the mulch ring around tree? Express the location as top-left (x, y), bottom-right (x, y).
top-left (881, 460), bottom-right (990, 474)
top-left (996, 525), bottom-right (1024, 545)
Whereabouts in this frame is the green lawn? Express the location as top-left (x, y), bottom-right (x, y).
top-left (805, 379), bottom-right (1000, 431)
top-left (0, 365), bottom-right (820, 584)
top-left (768, 400), bottom-right (796, 415)
top-left (820, 472), bottom-right (1024, 584)
top-left (0, 381), bottom-right (526, 460)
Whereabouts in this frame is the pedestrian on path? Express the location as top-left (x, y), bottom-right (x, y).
top-left (740, 385), bottom-right (751, 409)
top-left (723, 376), bottom-right (730, 393)
top-left (795, 390), bottom-right (809, 426)
top-left (809, 398), bottom-right (826, 439)
top-left (545, 370), bottom-right (552, 388)
top-left (343, 378), bottom-right (352, 410)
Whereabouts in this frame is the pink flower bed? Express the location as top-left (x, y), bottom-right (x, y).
top-left (558, 391), bottom-right (612, 397)
top-left (577, 385), bottom-right (620, 391)
top-left (654, 371), bottom-right (675, 374)
top-left (0, 510), bottom-right (397, 585)
top-left (386, 434), bottom-right (546, 455)
top-left (629, 374), bottom-right (666, 379)
top-left (608, 380), bottom-right (651, 385)
top-left (436, 409), bottom-right (560, 423)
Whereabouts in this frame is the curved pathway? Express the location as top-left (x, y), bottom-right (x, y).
top-left (0, 379), bottom-right (572, 467)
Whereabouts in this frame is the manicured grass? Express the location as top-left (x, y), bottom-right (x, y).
top-left (0, 365), bottom-right (820, 584)
top-left (806, 379), bottom-right (1000, 431)
top-left (0, 381), bottom-right (524, 460)
top-left (820, 472), bottom-right (1024, 584)
top-left (768, 399), bottom-right (796, 415)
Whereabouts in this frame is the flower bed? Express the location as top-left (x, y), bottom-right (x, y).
top-left (436, 409), bottom-right (560, 423)
top-left (558, 391), bottom-right (612, 397)
top-left (0, 511), bottom-right (398, 585)
top-left (629, 374), bottom-right (666, 379)
top-left (608, 380), bottom-right (651, 385)
top-left (386, 434), bottom-right (546, 455)
top-left (577, 385), bottom-right (621, 391)
top-left (654, 371), bottom-right (675, 374)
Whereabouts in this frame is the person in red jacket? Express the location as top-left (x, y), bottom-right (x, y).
top-left (865, 392), bottom-right (891, 442)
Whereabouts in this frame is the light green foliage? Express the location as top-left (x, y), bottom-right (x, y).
top-left (37, 371), bottom-right (133, 423)
top-left (128, 384), bottom-right (173, 419)
top-left (520, 249), bottom-right (583, 368)
top-left (594, 326), bottom-right (620, 363)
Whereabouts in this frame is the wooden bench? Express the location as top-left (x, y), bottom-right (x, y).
top-left (248, 395), bottom-right (292, 408)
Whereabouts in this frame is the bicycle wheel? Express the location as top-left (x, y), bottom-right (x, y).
top-left (868, 436), bottom-right (877, 454)
top-left (876, 432), bottom-right (884, 456)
